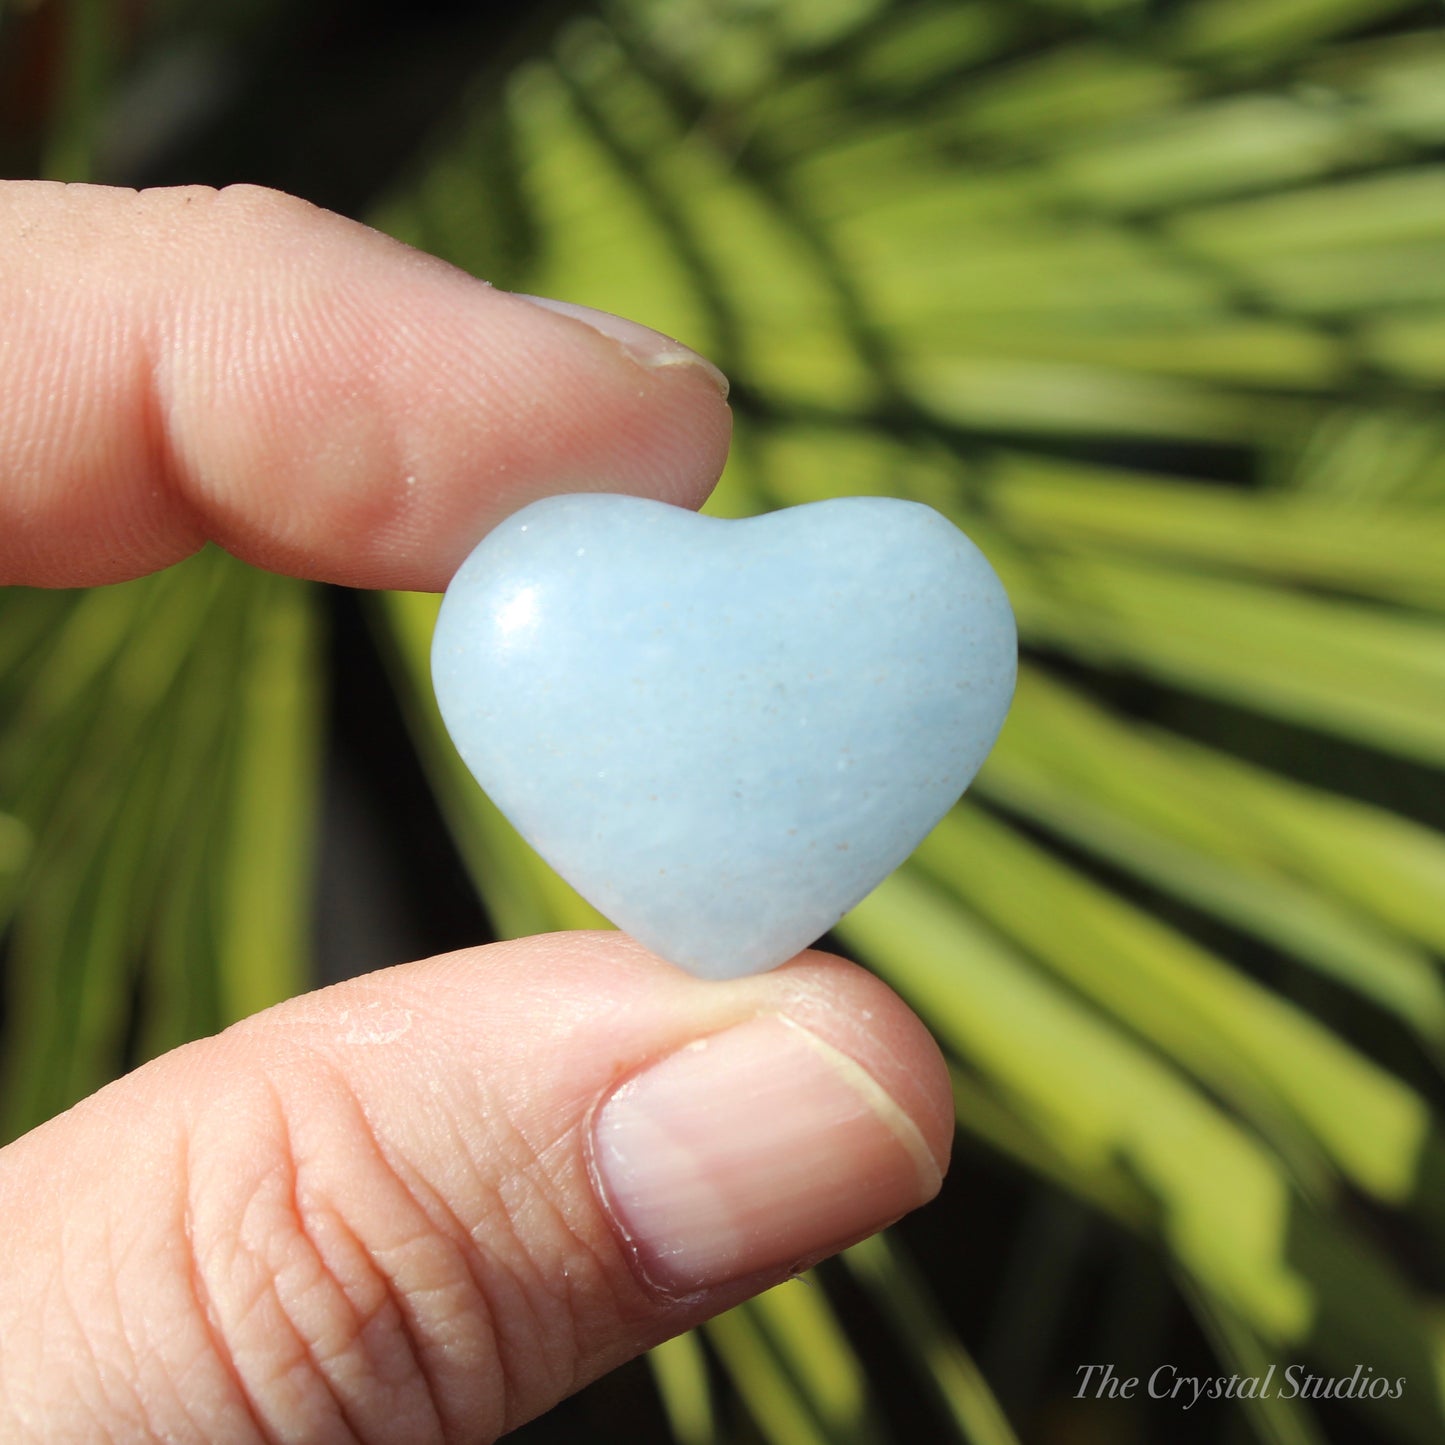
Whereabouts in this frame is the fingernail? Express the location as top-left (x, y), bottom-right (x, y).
top-left (591, 1015), bottom-right (942, 1296)
top-left (512, 294), bottom-right (730, 399)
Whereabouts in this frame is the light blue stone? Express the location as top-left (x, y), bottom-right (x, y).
top-left (431, 494), bottom-right (1017, 979)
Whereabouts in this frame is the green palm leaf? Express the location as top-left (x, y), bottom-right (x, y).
top-left (5, 0), bottom-right (1445, 1440)
top-left (373, 2), bottom-right (1445, 1437)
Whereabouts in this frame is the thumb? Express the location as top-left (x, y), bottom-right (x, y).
top-left (0, 933), bottom-right (950, 1443)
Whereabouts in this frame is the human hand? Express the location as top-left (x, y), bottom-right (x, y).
top-left (0, 183), bottom-right (950, 1442)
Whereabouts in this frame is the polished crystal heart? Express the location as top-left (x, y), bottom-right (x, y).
top-left (432, 494), bottom-right (1016, 979)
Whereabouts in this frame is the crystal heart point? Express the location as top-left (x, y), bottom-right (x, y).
top-left (432, 494), bottom-right (1016, 978)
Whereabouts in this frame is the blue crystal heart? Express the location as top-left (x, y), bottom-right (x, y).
top-left (432, 494), bottom-right (1016, 978)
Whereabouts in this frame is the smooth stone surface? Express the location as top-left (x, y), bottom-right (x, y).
top-left (432, 494), bottom-right (1017, 979)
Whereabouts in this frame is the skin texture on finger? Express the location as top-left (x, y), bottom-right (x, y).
top-left (0, 182), bottom-right (732, 590)
top-left (0, 934), bottom-right (950, 1444)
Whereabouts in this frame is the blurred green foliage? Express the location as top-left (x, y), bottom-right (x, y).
top-left (3, 0), bottom-right (1445, 1441)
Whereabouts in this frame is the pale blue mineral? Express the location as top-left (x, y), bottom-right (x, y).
top-left (431, 494), bottom-right (1016, 979)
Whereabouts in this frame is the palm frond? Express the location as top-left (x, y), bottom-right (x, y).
top-left (372, 1), bottom-right (1445, 1437)
top-left (5, 0), bottom-right (1444, 1440)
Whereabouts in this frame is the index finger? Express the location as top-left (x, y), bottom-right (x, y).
top-left (0, 183), bottom-right (732, 591)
